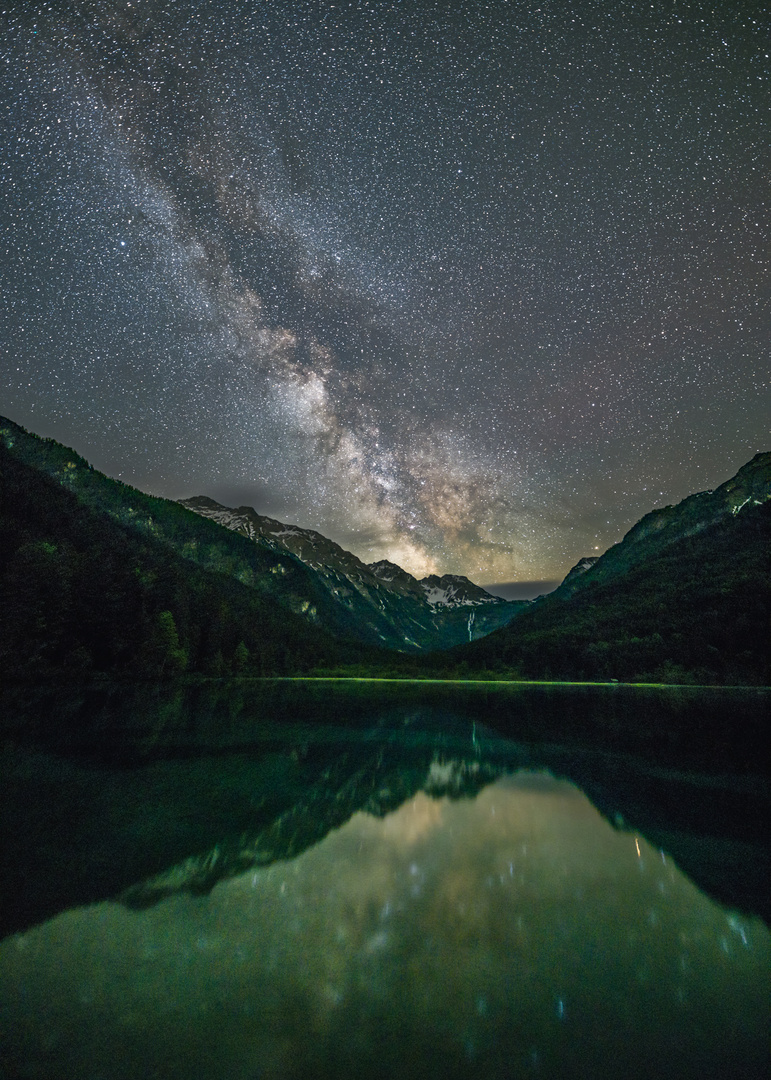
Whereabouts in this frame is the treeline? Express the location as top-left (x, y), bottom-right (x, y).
top-left (435, 500), bottom-right (771, 685)
top-left (0, 444), bottom-right (369, 679)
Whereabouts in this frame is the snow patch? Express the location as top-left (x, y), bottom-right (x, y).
top-left (421, 581), bottom-right (497, 608)
top-left (422, 585), bottom-right (457, 607)
top-left (730, 496), bottom-right (766, 516)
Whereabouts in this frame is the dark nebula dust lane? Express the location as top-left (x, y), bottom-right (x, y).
top-left (1, 0), bottom-right (769, 584)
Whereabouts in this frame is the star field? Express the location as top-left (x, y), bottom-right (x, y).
top-left (1, 0), bottom-right (769, 588)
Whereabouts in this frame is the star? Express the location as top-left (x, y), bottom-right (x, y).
top-left (0, 0), bottom-right (768, 592)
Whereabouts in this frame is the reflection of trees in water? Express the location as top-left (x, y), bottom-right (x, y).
top-left (2, 775), bottom-right (769, 1080)
top-left (0, 680), bottom-right (768, 941)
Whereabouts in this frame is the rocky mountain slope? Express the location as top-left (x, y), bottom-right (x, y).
top-left (0, 419), bottom-right (358, 679)
top-left (179, 495), bottom-right (525, 651)
top-left (555, 452), bottom-right (771, 599)
top-left (441, 452), bottom-right (771, 684)
top-left (0, 416), bottom-right (522, 668)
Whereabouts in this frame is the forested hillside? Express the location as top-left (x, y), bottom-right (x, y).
top-left (3, 416), bottom-right (768, 685)
top-left (440, 499), bottom-right (771, 684)
top-left (0, 436), bottom-right (367, 678)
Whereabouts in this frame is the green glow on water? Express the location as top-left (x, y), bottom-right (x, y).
top-left (0, 680), bottom-right (767, 1078)
top-left (270, 677), bottom-right (740, 689)
top-left (1, 770), bottom-right (768, 1080)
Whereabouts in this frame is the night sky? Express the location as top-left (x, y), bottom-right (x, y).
top-left (2, 1), bottom-right (769, 592)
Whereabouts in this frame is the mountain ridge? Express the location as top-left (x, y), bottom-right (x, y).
top-left (2, 413), bottom-right (768, 682)
top-left (0, 418), bottom-right (359, 679)
top-left (554, 451), bottom-right (771, 600)
top-left (0, 416), bottom-right (523, 670)
top-left (178, 495), bottom-right (525, 650)
top-left (440, 452), bottom-right (771, 684)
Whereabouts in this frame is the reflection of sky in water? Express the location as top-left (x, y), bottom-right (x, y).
top-left (1, 772), bottom-right (768, 1080)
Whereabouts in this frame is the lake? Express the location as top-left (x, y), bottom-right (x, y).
top-left (1, 680), bottom-right (769, 1079)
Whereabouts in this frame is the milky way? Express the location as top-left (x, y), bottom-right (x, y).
top-left (1, 1), bottom-right (769, 588)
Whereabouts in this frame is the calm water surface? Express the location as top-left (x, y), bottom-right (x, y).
top-left (0, 681), bottom-right (768, 1079)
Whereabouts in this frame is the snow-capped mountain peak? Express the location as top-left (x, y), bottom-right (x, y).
top-left (419, 574), bottom-right (503, 609)
top-left (179, 497), bottom-right (525, 649)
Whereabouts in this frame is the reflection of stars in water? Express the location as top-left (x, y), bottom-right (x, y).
top-left (1, 774), bottom-right (768, 1079)
top-left (1, 1), bottom-right (768, 582)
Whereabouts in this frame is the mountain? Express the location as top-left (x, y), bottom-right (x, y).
top-left (179, 495), bottom-right (525, 650)
top-left (438, 453), bottom-right (771, 684)
top-left (559, 556), bottom-right (599, 589)
top-left (5, 413), bottom-right (766, 682)
top-left (0, 416), bottom-right (520, 677)
top-left (0, 417), bottom-right (374, 677)
top-left (554, 452), bottom-right (771, 600)
top-left (418, 572), bottom-right (507, 608)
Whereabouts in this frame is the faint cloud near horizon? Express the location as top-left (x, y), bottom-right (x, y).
top-left (482, 581), bottom-right (560, 601)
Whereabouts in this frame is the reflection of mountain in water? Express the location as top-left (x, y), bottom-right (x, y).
top-left (4, 773), bottom-right (769, 1080)
top-left (121, 754), bottom-right (505, 910)
top-left (1, 680), bottom-right (768, 939)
